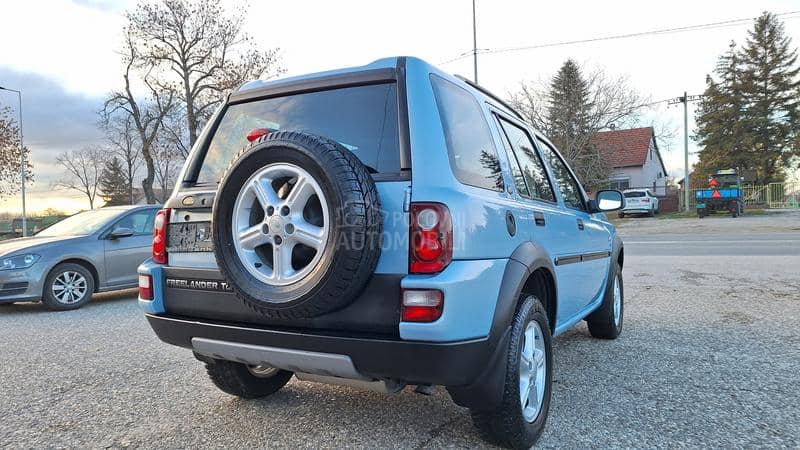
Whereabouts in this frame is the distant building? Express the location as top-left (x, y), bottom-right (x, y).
top-left (592, 127), bottom-right (668, 195)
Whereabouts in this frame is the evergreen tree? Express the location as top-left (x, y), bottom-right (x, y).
top-left (694, 42), bottom-right (752, 186)
top-left (696, 12), bottom-right (800, 184)
top-left (545, 59), bottom-right (604, 187)
top-left (740, 12), bottom-right (800, 182)
top-left (99, 157), bottom-right (130, 206)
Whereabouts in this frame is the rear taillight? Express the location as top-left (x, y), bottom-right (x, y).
top-left (139, 274), bottom-right (153, 300)
top-left (152, 209), bottom-right (170, 264)
top-left (642, 198), bottom-right (650, 203)
top-left (409, 203), bottom-right (452, 274)
top-left (401, 289), bottom-right (444, 322)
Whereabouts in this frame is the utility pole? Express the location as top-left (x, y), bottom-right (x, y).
top-left (683, 91), bottom-right (689, 212)
top-left (0, 86), bottom-right (27, 236)
top-left (669, 92), bottom-right (703, 212)
top-left (472, 0), bottom-right (478, 83)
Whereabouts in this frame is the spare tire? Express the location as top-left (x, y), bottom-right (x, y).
top-left (212, 131), bottom-right (382, 319)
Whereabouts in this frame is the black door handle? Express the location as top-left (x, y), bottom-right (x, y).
top-left (534, 211), bottom-right (546, 227)
top-left (577, 219), bottom-right (585, 230)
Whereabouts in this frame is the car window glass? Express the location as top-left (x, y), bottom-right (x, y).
top-left (116, 210), bottom-right (157, 235)
top-left (537, 138), bottom-right (586, 210)
top-left (197, 83), bottom-right (400, 183)
top-left (494, 118), bottom-right (530, 197)
top-left (36, 209), bottom-right (122, 237)
top-left (496, 118), bottom-right (556, 202)
top-left (430, 75), bottom-right (503, 191)
top-left (624, 192), bottom-right (645, 198)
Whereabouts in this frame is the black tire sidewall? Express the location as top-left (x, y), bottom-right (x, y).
top-left (205, 360), bottom-right (293, 399)
top-left (587, 262), bottom-right (624, 339)
top-left (472, 296), bottom-right (553, 448)
top-left (42, 263), bottom-right (94, 310)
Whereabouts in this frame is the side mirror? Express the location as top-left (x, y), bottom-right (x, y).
top-left (592, 190), bottom-right (625, 212)
top-left (109, 227), bottom-right (135, 240)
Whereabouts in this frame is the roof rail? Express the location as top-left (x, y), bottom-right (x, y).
top-left (454, 75), bottom-right (525, 121)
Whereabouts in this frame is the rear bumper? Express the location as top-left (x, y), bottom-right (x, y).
top-left (145, 313), bottom-right (505, 387)
top-left (622, 206), bottom-right (653, 213)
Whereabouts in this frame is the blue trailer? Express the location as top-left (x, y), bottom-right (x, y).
top-left (696, 169), bottom-right (744, 218)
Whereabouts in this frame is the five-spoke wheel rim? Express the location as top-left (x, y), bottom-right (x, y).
top-left (520, 321), bottom-right (547, 423)
top-left (232, 163), bottom-right (329, 288)
top-left (613, 273), bottom-right (622, 327)
top-left (52, 271), bottom-right (88, 304)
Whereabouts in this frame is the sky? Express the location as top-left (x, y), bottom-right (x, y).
top-left (1, 0), bottom-right (799, 214)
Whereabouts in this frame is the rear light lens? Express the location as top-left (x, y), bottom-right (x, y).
top-left (401, 289), bottom-right (443, 322)
top-left (642, 198), bottom-right (650, 203)
top-left (409, 203), bottom-right (452, 274)
top-left (152, 209), bottom-right (170, 264)
top-left (139, 274), bottom-right (153, 300)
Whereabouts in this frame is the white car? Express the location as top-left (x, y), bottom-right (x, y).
top-left (620, 189), bottom-right (659, 217)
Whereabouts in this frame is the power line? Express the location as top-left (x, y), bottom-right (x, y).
top-left (439, 10), bottom-right (800, 65)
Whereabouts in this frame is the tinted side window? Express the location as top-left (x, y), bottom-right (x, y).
top-left (494, 118), bottom-right (530, 198)
top-left (430, 75), bottom-right (503, 191)
top-left (497, 118), bottom-right (556, 202)
top-left (537, 139), bottom-right (586, 210)
top-left (115, 210), bottom-right (157, 235)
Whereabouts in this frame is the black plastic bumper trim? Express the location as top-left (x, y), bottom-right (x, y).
top-left (145, 313), bottom-right (493, 387)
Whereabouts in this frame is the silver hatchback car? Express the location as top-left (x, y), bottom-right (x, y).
top-left (0, 205), bottom-right (159, 310)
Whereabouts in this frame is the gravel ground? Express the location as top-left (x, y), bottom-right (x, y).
top-left (1, 213), bottom-right (798, 449)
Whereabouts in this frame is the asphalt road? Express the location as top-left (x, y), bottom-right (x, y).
top-left (1, 214), bottom-right (799, 448)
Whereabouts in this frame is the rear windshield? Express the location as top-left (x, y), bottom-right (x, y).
top-left (624, 191), bottom-right (646, 198)
top-left (196, 83), bottom-right (400, 183)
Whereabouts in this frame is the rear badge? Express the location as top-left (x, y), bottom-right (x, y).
top-left (165, 278), bottom-right (233, 292)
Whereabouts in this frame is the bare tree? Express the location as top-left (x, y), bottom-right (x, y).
top-left (101, 114), bottom-right (142, 204)
top-left (55, 146), bottom-right (106, 209)
top-left (508, 62), bottom-right (653, 189)
top-left (152, 138), bottom-right (184, 203)
top-left (102, 32), bottom-right (175, 204)
top-left (0, 105), bottom-right (33, 198)
top-left (126, 0), bottom-right (284, 152)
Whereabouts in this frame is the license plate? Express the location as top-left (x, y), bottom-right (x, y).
top-left (167, 222), bottom-right (213, 252)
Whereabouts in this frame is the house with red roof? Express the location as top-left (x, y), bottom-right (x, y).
top-left (591, 126), bottom-right (668, 195)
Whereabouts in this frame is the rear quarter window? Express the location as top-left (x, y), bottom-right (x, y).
top-left (195, 83), bottom-right (400, 184)
top-left (430, 75), bottom-right (503, 191)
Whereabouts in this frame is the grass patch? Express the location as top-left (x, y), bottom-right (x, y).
top-left (657, 208), bottom-right (768, 219)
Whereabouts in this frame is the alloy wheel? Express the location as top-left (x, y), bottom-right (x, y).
top-left (52, 271), bottom-right (88, 304)
top-left (231, 163), bottom-right (330, 288)
top-left (519, 321), bottom-right (547, 422)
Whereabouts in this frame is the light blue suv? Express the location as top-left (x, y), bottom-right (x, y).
top-left (138, 57), bottom-right (625, 448)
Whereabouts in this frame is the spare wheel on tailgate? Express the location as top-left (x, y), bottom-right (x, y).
top-left (212, 131), bottom-right (382, 319)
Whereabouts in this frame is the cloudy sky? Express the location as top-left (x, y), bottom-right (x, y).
top-left (1, 0), bottom-right (799, 214)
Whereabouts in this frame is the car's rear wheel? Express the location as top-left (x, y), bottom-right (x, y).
top-left (41, 263), bottom-right (94, 311)
top-left (471, 295), bottom-right (553, 448)
top-left (205, 359), bottom-right (293, 399)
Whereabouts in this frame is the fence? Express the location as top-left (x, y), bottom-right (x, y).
top-left (679, 182), bottom-right (800, 210)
